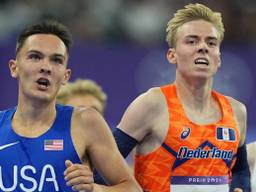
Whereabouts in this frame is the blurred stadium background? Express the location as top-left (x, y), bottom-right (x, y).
top-left (0, 0), bottom-right (255, 142)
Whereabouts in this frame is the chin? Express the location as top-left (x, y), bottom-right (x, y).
top-left (192, 71), bottom-right (212, 79)
top-left (30, 93), bottom-right (53, 103)
top-left (186, 74), bottom-right (211, 84)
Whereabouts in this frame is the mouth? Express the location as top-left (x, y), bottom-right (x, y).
top-left (194, 58), bottom-right (209, 65)
top-left (36, 78), bottom-right (51, 88)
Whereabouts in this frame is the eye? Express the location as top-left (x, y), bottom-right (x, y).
top-left (52, 57), bottom-right (64, 65)
top-left (186, 38), bottom-right (197, 45)
top-left (208, 40), bottom-right (217, 47)
top-left (28, 53), bottom-right (41, 61)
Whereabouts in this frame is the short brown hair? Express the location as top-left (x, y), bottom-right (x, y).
top-left (16, 20), bottom-right (72, 55)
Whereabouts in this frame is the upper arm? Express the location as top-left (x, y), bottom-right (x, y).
top-left (117, 88), bottom-right (164, 142)
top-left (228, 97), bottom-right (247, 146)
top-left (77, 108), bottom-right (134, 185)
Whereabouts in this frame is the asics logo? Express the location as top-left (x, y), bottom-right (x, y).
top-left (0, 141), bottom-right (19, 151)
top-left (180, 127), bottom-right (191, 140)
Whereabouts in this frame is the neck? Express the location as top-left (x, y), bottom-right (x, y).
top-left (13, 96), bottom-right (57, 133)
top-left (175, 74), bottom-right (214, 112)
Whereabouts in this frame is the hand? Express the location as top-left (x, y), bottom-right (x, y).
top-left (64, 160), bottom-right (94, 191)
top-left (233, 188), bottom-right (243, 192)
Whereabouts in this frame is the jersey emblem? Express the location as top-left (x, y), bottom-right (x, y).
top-left (44, 140), bottom-right (63, 151)
top-left (216, 127), bottom-right (236, 142)
top-left (0, 141), bottom-right (19, 151)
top-left (180, 126), bottom-right (191, 140)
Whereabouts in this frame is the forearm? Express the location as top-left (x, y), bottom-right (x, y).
top-left (230, 144), bottom-right (250, 192)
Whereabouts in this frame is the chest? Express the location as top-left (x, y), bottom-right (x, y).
top-left (0, 135), bottom-right (80, 191)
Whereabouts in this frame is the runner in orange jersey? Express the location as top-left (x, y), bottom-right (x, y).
top-left (109, 3), bottom-right (250, 192)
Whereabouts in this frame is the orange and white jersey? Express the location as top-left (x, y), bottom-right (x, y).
top-left (135, 84), bottom-right (240, 192)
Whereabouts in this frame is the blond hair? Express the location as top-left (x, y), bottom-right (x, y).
top-left (57, 79), bottom-right (107, 111)
top-left (166, 3), bottom-right (224, 47)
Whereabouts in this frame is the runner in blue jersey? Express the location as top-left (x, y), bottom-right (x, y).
top-left (0, 20), bottom-right (141, 192)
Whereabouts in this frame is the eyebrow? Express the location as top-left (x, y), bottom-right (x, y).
top-left (185, 35), bottom-right (198, 39)
top-left (27, 50), bottom-right (66, 59)
top-left (185, 35), bottom-right (218, 41)
top-left (207, 36), bottom-right (218, 41)
top-left (27, 50), bottom-right (43, 55)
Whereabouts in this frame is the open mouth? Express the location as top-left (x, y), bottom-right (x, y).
top-left (194, 58), bottom-right (209, 65)
top-left (36, 78), bottom-right (50, 87)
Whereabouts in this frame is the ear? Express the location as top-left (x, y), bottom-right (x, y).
top-left (62, 69), bottom-right (71, 85)
top-left (166, 48), bottom-right (177, 65)
top-left (9, 59), bottom-right (19, 79)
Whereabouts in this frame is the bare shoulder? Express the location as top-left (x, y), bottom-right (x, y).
top-left (118, 87), bottom-right (167, 141)
top-left (71, 107), bottom-right (111, 158)
top-left (131, 87), bottom-right (166, 113)
top-left (226, 96), bottom-right (247, 145)
top-left (226, 96), bottom-right (247, 119)
top-left (72, 107), bottom-right (107, 136)
top-left (73, 107), bottom-right (103, 125)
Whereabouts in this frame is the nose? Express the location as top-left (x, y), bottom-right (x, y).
top-left (197, 42), bottom-right (209, 54)
top-left (40, 59), bottom-right (51, 75)
top-left (40, 68), bottom-right (51, 74)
